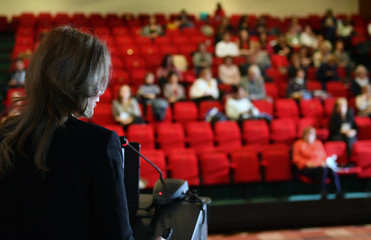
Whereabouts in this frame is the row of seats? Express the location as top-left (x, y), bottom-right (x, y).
top-left (136, 139), bottom-right (370, 189)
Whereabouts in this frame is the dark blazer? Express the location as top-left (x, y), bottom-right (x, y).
top-left (0, 117), bottom-right (134, 240)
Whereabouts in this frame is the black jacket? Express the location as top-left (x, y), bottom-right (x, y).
top-left (0, 117), bottom-right (134, 240)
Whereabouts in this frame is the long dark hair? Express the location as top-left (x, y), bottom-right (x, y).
top-left (0, 26), bottom-right (111, 174)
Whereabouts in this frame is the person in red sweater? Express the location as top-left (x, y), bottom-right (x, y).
top-left (293, 127), bottom-right (343, 199)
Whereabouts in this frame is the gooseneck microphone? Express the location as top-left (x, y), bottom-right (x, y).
top-left (120, 136), bottom-right (164, 183)
top-left (120, 136), bottom-right (189, 206)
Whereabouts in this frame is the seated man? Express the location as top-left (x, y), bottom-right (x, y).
top-left (293, 127), bottom-right (343, 199)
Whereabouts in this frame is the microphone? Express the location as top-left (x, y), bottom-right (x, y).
top-left (120, 136), bottom-right (189, 205)
top-left (120, 136), bottom-right (164, 183)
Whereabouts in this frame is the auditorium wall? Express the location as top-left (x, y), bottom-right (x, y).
top-left (0, 0), bottom-right (359, 19)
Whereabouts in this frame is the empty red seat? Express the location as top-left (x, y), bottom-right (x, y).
top-left (127, 124), bottom-right (155, 150)
top-left (252, 99), bottom-right (273, 116)
top-left (171, 35), bottom-right (189, 45)
top-left (327, 82), bottom-right (348, 98)
top-left (264, 82), bottom-right (279, 99)
top-left (306, 81), bottom-right (322, 91)
top-left (185, 121), bottom-right (214, 153)
top-left (112, 26), bottom-right (129, 37)
top-left (270, 118), bottom-right (297, 144)
top-left (111, 70), bottom-right (129, 88)
top-left (351, 140), bottom-right (371, 178)
top-left (140, 149), bottom-right (167, 188)
top-left (102, 124), bottom-right (125, 137)
top-left (261, 144), bottom-right (292, 182)
top-left (125, 57), bottom-right (147, 69)
top-left (214, 121), bottom-right (242, 153)
top-left (167, 148), bottom-right (200, 186)
top-left (231, 148), bottom-right (261, 183)
top-left (140, 44), bottom-right (159, 56)
top-left (242, 120), bottom-right (270, 146)
top-left (99, 88), bottom-right (113, 103)
top-left (129, 68), bottom-right (147, 87)
top-left (300, 99), bottom-right (324, 119)
top-left (306, 67), bottom-right (317, 80)
top-left (156, 123), bottom-right (185, 153)
top-left (91, 103), bottom-right (115, 125)
top-left (159, 45), bottom-right (179, 55)
top-left (173, 101), bottom-right (198, 125)
top-left (199, 100), bottom-right (223, 119)
top-left (324, 98), bottom-right (336, 117)
top-left (199, 152), bottom-right (230, 185)
top-left (324, 141), bottom-right (348, 167)
top-left (275, 98), bottom-right (299, 119)
top-left (265, 68), bottom-right (288, 83)
top-left (354, 116), bottom-right (371, 140)
top-left (154, 36), bottom-right (170, 45)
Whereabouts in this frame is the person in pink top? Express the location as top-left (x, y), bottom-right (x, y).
top-left (293, 127), bottom-right (343, 199)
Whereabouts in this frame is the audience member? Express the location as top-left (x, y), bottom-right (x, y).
top-left (300, 25), bottom-right (318, 49)
top-left (189, 68), bottom-right (219, 102)
top-left (156, 54), bottom-right (182, 88)
top-left (313, 40), bottom-right (332, 68)
top-left (273, 33), bottom-right (293, 58)
top-left (225, 86), bottom-right (272, 122)
top-left (336, 16), bottom-right (353, 48)
top-left (254, 16), bottom-right (268, 35)
top-left (287, 68), bottom-right (310, 100)
top-left (250, 41), bottom-right (271, 75)
top-left (288, 53), bottom-right (307, 79)
top-left (178, 10), bottom-right (194, 29)
top-left (316, 54), bottom-right (339, 90)
top-left (293, 127), bottom-right (343, 199)
top-left (218, 56), bottom-right (241, 86)
top-left (238, 15), bottom-right (250, 32)
top-left (322, 9), bottom-right (337, 44)
top-left (0, 90), bottom-right (23, 122)
top-left (286, 24), bottom-right (301, 48)
top-left (9, 58), bottom-right (26, 88)
top-left (214, 17), bottom-right (234, 44)
top-left (112, 85), bottom-right (144, 128)
top-left (215, 32), bottom-right (239, 58)
top-left (137, 72), bottom-right (161, 113)
top-left (141, 16), bottom-right (163, 38)
top-left (214, 2), bottom-right (226, 22)
top-left (163, 71), bottom-right (186, 104)
top-left (240, 64), bottom-right (267, 100)
top-left (328, 97), bottom-right (357, 157)
top-left (350, 65), bottom-right (370, 96)
top-left (355, 85), bottom-right (371, 117)
top-left (193, 42), bottom-right (213, 76)
top-left (236, 29), bottom-right (251, 56)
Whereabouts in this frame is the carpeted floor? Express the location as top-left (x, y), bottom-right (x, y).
top-left (209, 225), bottom-right (371, 239)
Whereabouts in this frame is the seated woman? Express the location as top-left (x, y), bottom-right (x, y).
top-left (218, 56), bottom-right (241, 86)
top-left (355, 85), bottom-right (371, 117)
top-left (112, 85), bottom-right (144, 129)
top-left (163, 71), bottom-right (186, 104)
top-left (137, 72), bottom-right (161, 112)
top-left (328, 97), bottom-right (357, 157)
top-left (189, 68), bottom-right (219, 103)
top-left (293, 127), bottom-right (343, 199)
top-left (316, 54), bottom-right (339, 91)
top-left (350, 65), bottom-right (370, 96)
top-left (141, 16), bottom-right (163, 39)
top-left (225, 86), bottom-right (272, 123)
top-left (156, 54), bottom-right (183, 88)
top-left (287, 68), bottom-right (310, 100)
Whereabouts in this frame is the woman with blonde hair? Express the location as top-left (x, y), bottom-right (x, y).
top-left (328, 97), bottom-right (357, 156)
top-left (0, 27), bottom-right (142, 239)
top-left (293, 127), bottom-right (342, 199)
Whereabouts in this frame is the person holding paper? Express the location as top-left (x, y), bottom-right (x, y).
top-left (293, 127), bottom-right (343, 199)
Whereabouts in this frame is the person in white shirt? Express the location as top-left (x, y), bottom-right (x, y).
top-left (215, 32), bottom-right (239, 58)
top-left (189, 68), bottom-right (219, 102)
top-left (351, 65), bottom-right (370, 96)
top-left (225, 86), bottom-right (272, 122)
top-left (300, 25), bottom-right (318, 49)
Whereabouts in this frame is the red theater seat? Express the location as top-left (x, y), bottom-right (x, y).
top-left (324, 141), bottom-right (348, 167)
top-left (127, 124), bottom-right (155, 150)
top-left (327, 82), bottom-right (348, 98)
top-left (156, 123), bottom-right (185, 154)
top-left (167, 148), bottom-right (200, 186)
top-left (199, 100), bottom-right (223, 119)
top-left (351, 141), bottom-right (371, 178)
top-left (270, 118), bottom-right (297, 144)
top-left (173, 101), bottom-right (198, 125)
top-left (185, 121), bottom-right (214, 153)
top-left (91, 103), bottom-right (115, 125)
top-left (231, 148), bottom-right (262, 183)
top-left (300, 99), bottom-right (324, 119)
top-left (265, 82), bottom-right (279, 99)
top-left (140, 149), bottom-right (166, 188)
top-left (275, 98), bottom-right (299, 119)
top-left (242, 120), bottom-right (270, 146)
top-left (214, 121), bottom-right (242, 153)
top-left (354, 116), bottom-right (371, 140)
top-left (252, 99), bottom-right (273, 116)
top-left (199, 152), bottom-right (230, 185)
top-left (102, 124), bottom-right (125, 137)
top-left (261, 144), bottom-right (292, 182)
